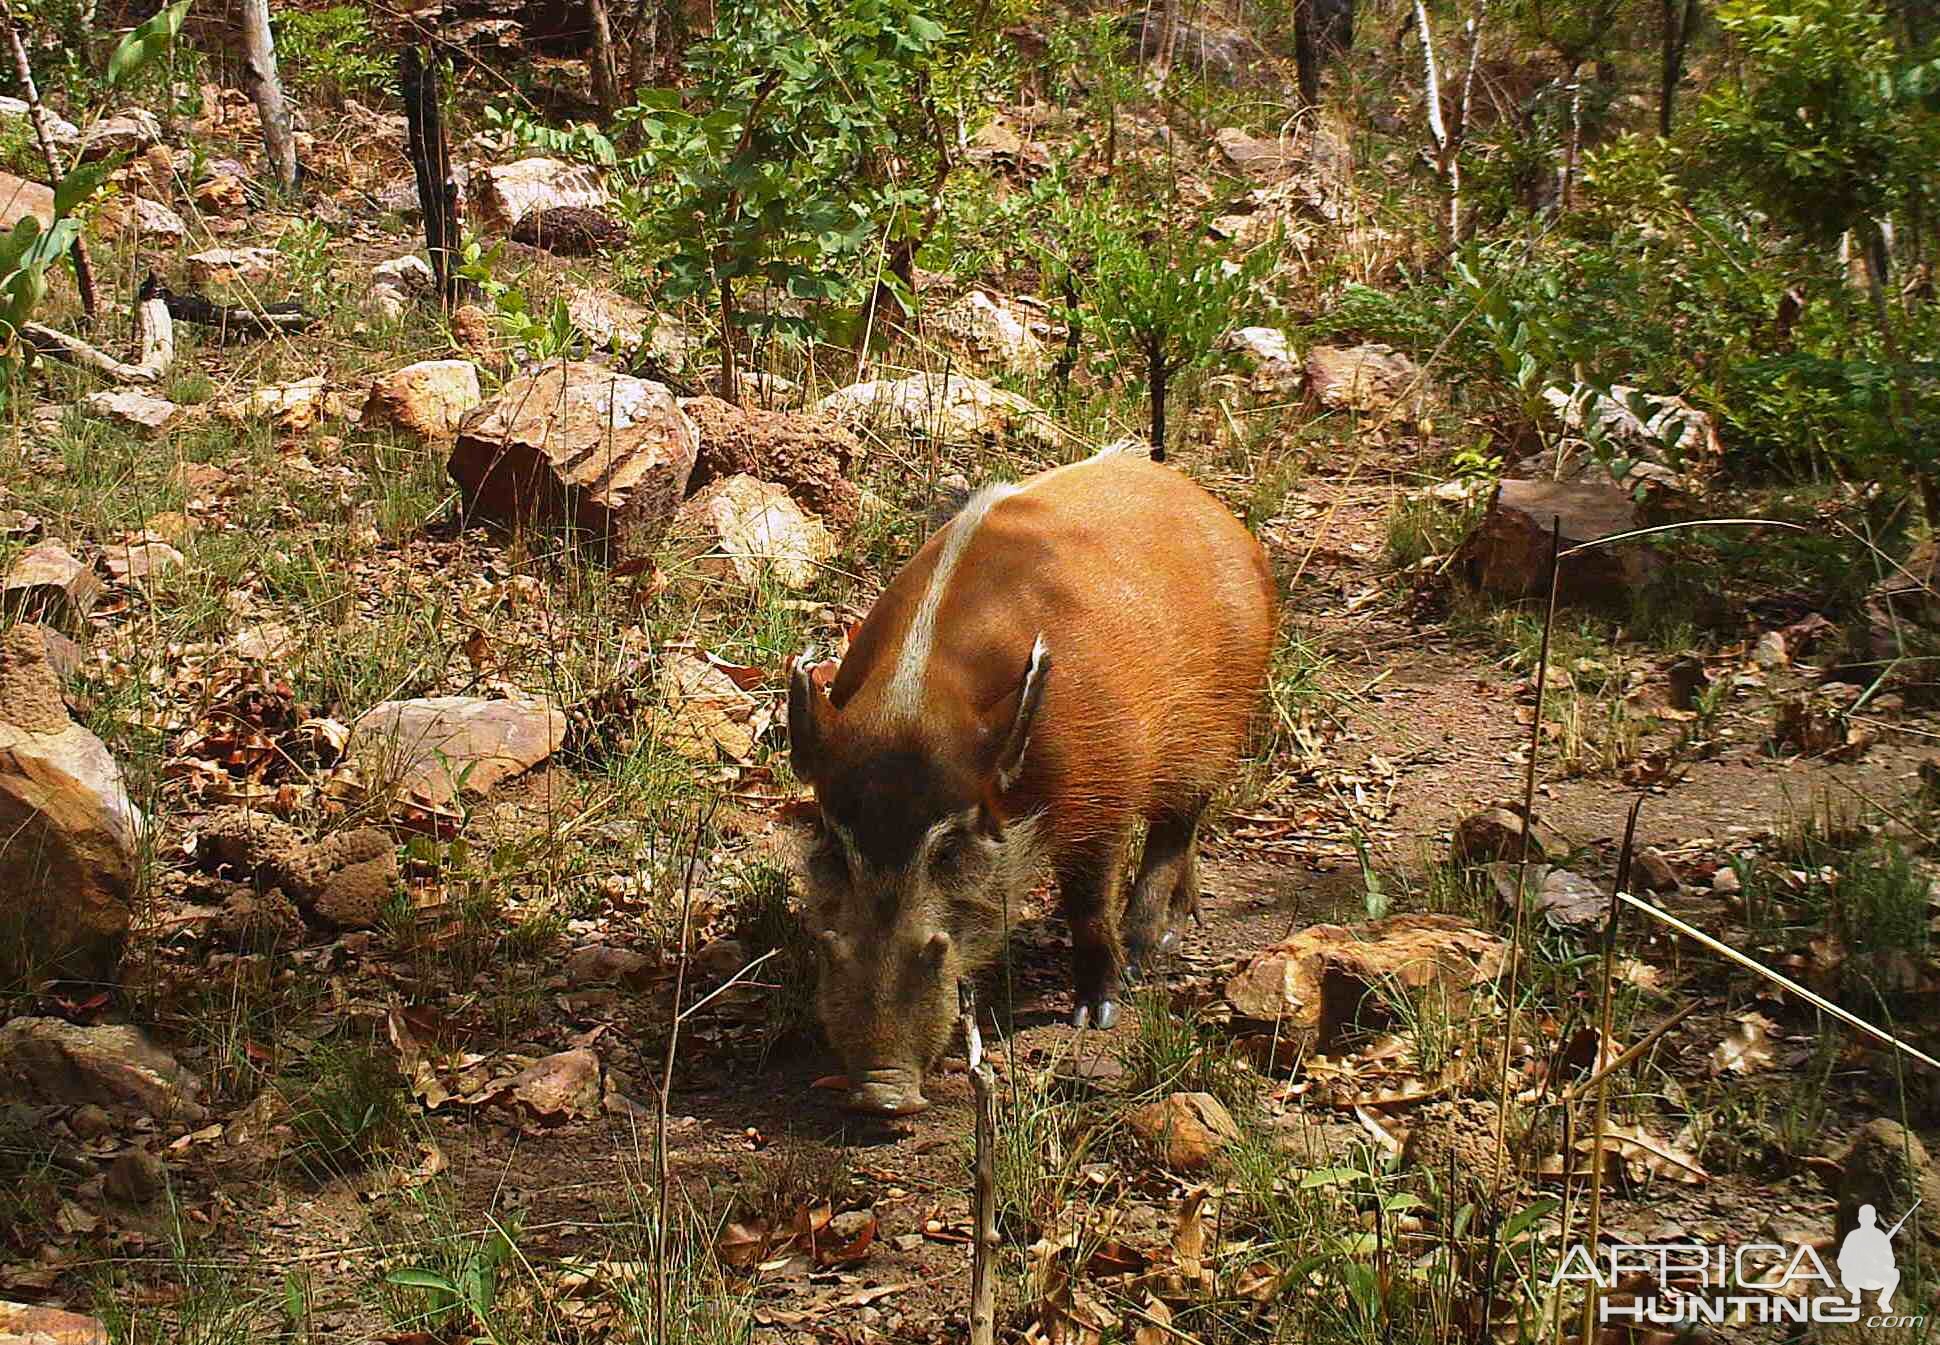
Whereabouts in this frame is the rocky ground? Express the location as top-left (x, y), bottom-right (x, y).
top-left (3, 24), bottom-right (1940, 1345)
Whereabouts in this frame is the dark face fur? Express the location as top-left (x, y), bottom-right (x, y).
top-left (802, 754), bottom-right (1017, 1116)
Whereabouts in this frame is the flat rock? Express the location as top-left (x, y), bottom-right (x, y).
top-left (1125, 1091), bottom-right (1240, 1171)
top-left (564, 943), bottom-right (655, 987)
top-left (187, 246), bottom-right (278, 285)
top-left (813, 371), bottom-right (1059, 450)
top-left (1213, 127), bottom-right (1301, 179)
top-left (101, 534), bottom-right (184, 585)
top-left (0, 627), bottom-right (141, 981)
top-left (363, 359), bottom-right (482, 441)
top-left (475, 157), bottom-right (608, 231)
top-left (1458, 479), bottom-right (1660, 605)
top-left (2, 542), bottom-right (101, 634)
top-left (0, 1300), bottom-right (108, 1344)
top-left (0, 1018), bottom-right (205, 1122)
top-left (449, 360), bottom-right (699, 558)
top-left (348, 695), bottom-right (565, 806)
top-left (1305, 343), bottom-right (1430, 413)
top-left (368, 254), bottom-right (435, 320)
top-left (217, 376), bottom-right (334, 433)
top-left (0, 171), bottom-right (55, 231)
top-left (81, 388), bottom-right (179, 434)
top-left (670, 474), bottom-right (833, 590)
top-left (1223, 913), bottom-right (1507, 1043)
top-left (1225, 326), bottom-right (1300, 393)
top-left (81, 109), bottom-right (162, 158)
top-left (0, 96), bottom-right (79, 150)
top-left (679, 396), bottom-right (862, 533)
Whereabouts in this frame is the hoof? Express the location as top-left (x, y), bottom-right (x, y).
top-left (1070, 998), bottom-right (1119, 1031)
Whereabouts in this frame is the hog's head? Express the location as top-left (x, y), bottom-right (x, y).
top-left (786, 639), bottom-right (1049, 1116)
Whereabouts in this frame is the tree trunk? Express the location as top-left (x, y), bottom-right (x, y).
top-left (717, 271), bottom-right (739, 402)
top-left (1147, 346), bottom-right (1168, 461)
top-left (1294, 0), bottom-right (1323, 106)
top-left (400, 49), bottom-right (470, 309)
top-left (240, 0), bottom-right (298, 192)
top-left (1658, 0), bottom-right (1699, 136)
top-left (588, 0), bottom-right (621, 112)
top-left (0, 4), bottom-right (97, 319)
top-left (1559, 62), bottom-right (1583, 213)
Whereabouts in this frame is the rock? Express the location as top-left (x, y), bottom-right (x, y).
top-left (1222, 914), bottom-right (1508, 1045)
top-left (0, 627), bottom-right (141, 982)
top-left (0, 1019), bottom-right (205, 1122)
top-left (657, 653), bottom-right (773, 764)
top-left (564, 943), bottom-right (655, 987)
top-left (347, 695), bottom-right (565, 807)
top-left (187, 246), bottom-right (278, 285)
top-left (368, 254), bottom-right (435, 321)
top-left (693, 937), bottom-right (748, 981)
top-left (92, 195), bottom-right (187, 243)
top-left (233, 621), bottom-right (295, 662)
top-left (191, 172), bottom-right (248, 214)
top-left (0, 96), bottom-right (79, 151)
top-left (492, 1048), bottom-right (603, 1121)
top-left (670, 474), bottom-right (834, 590)
top-left (1634, 847), bottom-right (1679, 894)
top-left (1134, 13), bottom-right (1272, 86)
top-left (1752, 630), bottom-right (1788, 669)
top-left (564, 286), bottom-right (694, 366)
top-left (1305, 343), bottom-right (1429, 413)
top-left (80, 388), bottom-right (179, 435)
top-left (81, 109), bottom-right (162, 158)
top-left (475, 157), bottom-right (609, 231)
top-left (363, 360), bottom-right (482, 441)
top-left (67, 1103), bottom-right (111, 1140)
top-left (933, 290), bottom-right (1049, 376)
top-left (813, 371), bottom-right (1059, 450)
top-left (1224, 326), bottom-right (1300, 393)
top-left (0, 171), bottom-right (53, 231)
top-left (1531, 868), bottom-right (1607, 930)
top-left (1213, 127), bottom-right (1301, 179)
top-left (105, 1147), bottom-right (166, 1204)
top-left (1401, 1098), bottom-right (1509, 1204)
top-left (194, 808), bottom-right (397, 930)
top-left (449, 361), bottom-right (699, 558)
top-left (2, 541), bottom-right (101, 634)
top-left (509, 205), bottom-right (627, 255)
top-left (216, 376), bottom-right (332, 433)
top-left (0, 1301), bottom-right (108, 1345)
top-left (451, 303), bottom-right (494, 361)
top-left (101, 534), bottom-right (184, 586)
top-left (1451, 805), bottom-right (1559, 867)
top-left (1125, 1092), bottom-right (1241, 1171)
top-left (1838, 1119), bottom-right (1940, 1256)
top-left (13, 623), bottom-right (84, 683)
top-left (1457, 479), bottom-right (1660, 605)
top-left (679, 396), bottom-right (863, 533)
top-left (1711, 865), bottom-right (1741, 896)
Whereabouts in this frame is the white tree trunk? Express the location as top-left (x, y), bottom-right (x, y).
top-left (240, 0), bottom-right (298, 191)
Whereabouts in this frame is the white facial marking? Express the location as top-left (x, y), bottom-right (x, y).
top-left (883, 482), bottom-right (1019, 721)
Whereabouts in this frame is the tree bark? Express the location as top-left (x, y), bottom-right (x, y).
top-left (588, 0), bottom-right (621, 112)
top-left (0, 5), bottom-right (97, 319)
top-left (400, 49), bottom-right (469, 310)
top-left (1559, 62), bottom-right (1584, 213)
top-left (240, 0), bottom-right (298, 192)
top-left (1147, 345), bottom-right (1168, 461)
top-left (1658, 0), bottom-right (1700, 136)
top-left (24, 296), bottom-right (172, 382)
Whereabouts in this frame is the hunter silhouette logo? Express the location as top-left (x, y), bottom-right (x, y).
top-left (1839, 1201), bottom-right (1918, 1312)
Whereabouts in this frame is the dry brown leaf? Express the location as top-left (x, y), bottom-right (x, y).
top-left (386, 1008), bottom-right (450, 1110)
top-left (1132, 1294), bottom-right (1174, 1345)
top-left (1173, 1188), bottom-right (1210, 1285)
top-left (1710, 1012), bottom-right (1778, 1076)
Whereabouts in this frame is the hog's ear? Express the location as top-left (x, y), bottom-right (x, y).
top-left (991, 635), bottom-right (1049, 792)
top-left (788, 650), bottom-right (836, 784)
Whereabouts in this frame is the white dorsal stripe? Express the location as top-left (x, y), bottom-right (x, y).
top-left (883, 481), bottom-right (1020, 720)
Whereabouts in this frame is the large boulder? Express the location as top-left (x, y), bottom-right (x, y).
top-left (1223, 914), bottom-right (1506, 1047)
top-left (670, 474), bottom-right (834, 590)
top-left (0, 170), bottom-right (54, 231)
top-left (363, 360), bottom-right (482, 441)
top-left (1305, 343), bottom-right (1430, 413)
top-left (347, 695), bottom-right (565, 807)
top-left (449, 360), bottom-right (699, 557)
top-left (1457, 478), bottom-right (1660, 605)
top-left (0, 1018), bottom-right (205, 1122)
top-left (932, 291), bottom-right (1050, 377)
top-left (679, 395), bottom-right (862, 533)
top-left (1838, 1118), bottom-right (1940, 1258)
top-left (0, 627), bottom-right (140, 984)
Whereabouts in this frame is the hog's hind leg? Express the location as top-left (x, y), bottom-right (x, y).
top-left (1122, 798), bottom-right (1209, 972)
top-left (1056, 835), bottom-right (1131, 1030)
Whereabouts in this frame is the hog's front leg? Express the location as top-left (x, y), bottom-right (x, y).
top-left (1056, 835), bottom-right (1129, 1030)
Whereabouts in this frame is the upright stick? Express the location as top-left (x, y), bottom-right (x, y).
top-left (239, 0), bottom-right (298, 191)
top-left (964, 986), bottom-right (997, 1345)
top-left (400, 48), bottom-right (467, 310)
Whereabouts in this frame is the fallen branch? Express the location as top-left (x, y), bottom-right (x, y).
top-left (139, 274), bottom-right (317, 340)
top-left (23, 295), bottom-right (173, 383)
top-left (964, 985), bottom-right (997, 1345)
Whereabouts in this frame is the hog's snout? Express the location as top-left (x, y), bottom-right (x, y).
top-left (842, 1067), bottom-right (929, 1117)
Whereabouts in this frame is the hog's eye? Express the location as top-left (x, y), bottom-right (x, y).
top-left (930, 828), bottom-right (973, 872)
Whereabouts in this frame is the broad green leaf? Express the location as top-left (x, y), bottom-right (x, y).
top-left (107, 0), bottom-right (190, 87)
top-left (53, 157), bottom-right (121, 218)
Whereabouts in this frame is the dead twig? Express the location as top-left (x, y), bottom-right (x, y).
top-left (22, 294), bottom-right (173, 382)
